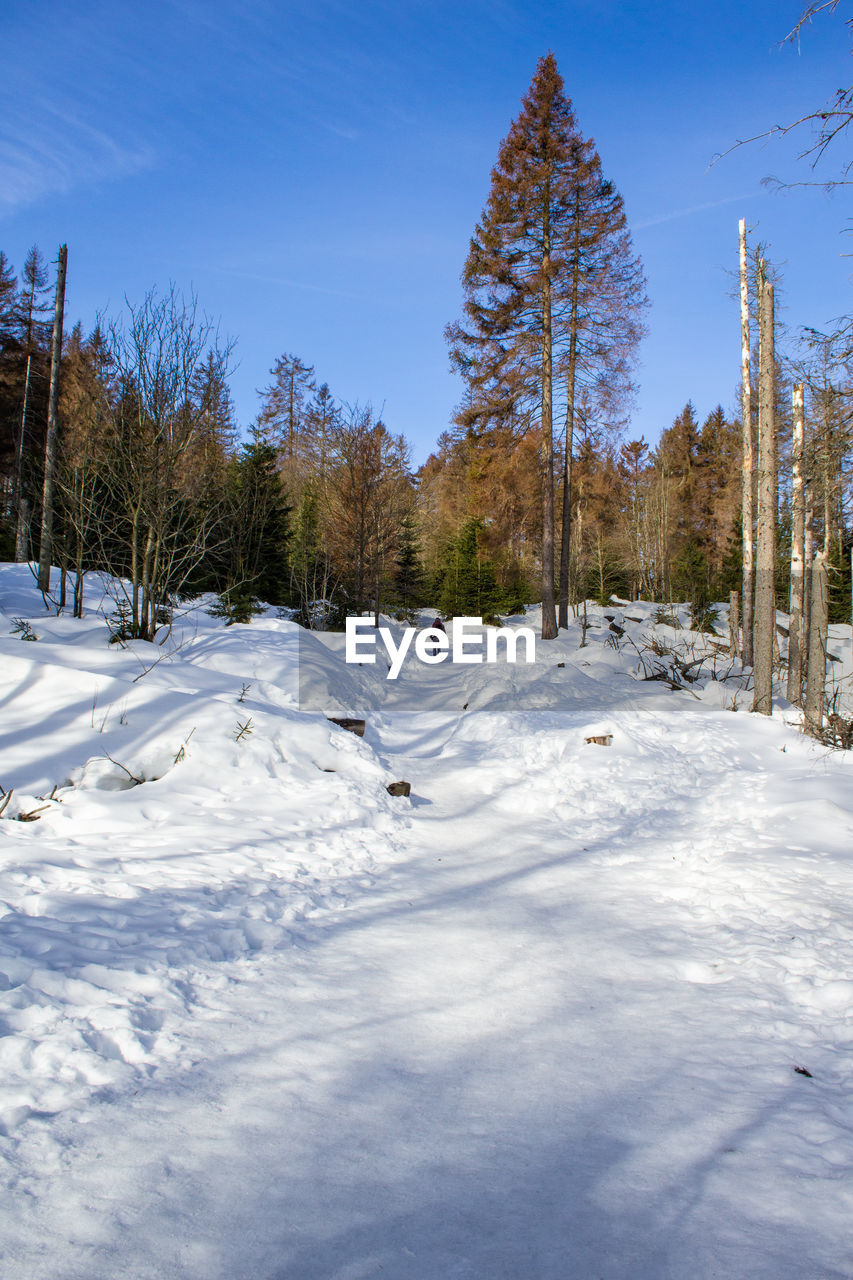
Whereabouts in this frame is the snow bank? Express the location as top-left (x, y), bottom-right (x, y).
top-left (1, 567), bottom-right (853, 1278)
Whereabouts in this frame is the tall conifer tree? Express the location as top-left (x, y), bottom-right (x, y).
top-left (258, 352), bottom-right (315, 464)
top-left (447, 53), bottom-right (645, 637)
top-left (553, 136), bottom-right (646, 626)
top-left (447, 53), bottom-right (577, 639)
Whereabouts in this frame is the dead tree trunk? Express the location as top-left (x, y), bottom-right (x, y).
top-left (739, 219), bottom-right (755, 667)
top-left (802, 498), bottom-right (814, 688)
top-left (14, 355), bottom-right (32, 561)
top-left (37, 244), bottom-right (68, 594)
top-left (804, 551), bottom-right (828, 737)
top-left (787, 382), bottom-right (806, 705)
top-left (752, 263), bottom-right (775, 716)
top-left (729, 590), bottom-right (740, 658)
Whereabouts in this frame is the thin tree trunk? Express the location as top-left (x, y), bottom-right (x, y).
top-left (804, 551), bottom-right (828, 737)
top-left (752, 264), bottom-right (775, 716)
top-left (38, 244), bottom-right (68, 593)
top-left (821, 399), bottom-right (832, 557)
top-left (558, 423), bottom-right (573, 626)
top-left (15, 496), bottom-right (30, 563)
top-left (558, 198), bottom-right (581, 630)
top-left (540, 181), bottom-right (557, 640)
top-left (148, 529), bottom-right (163, 639)
top-left (739, 220), bottom-right (755, 666)
top-left (141, 524), bottom-right (155, 639)
top-left (374, 528), bottom-right (381, 629)
top-left (729, 590), bottom-right (739, 658)
top-left (787, 382), bottom-right (806, 705)
top-left (289, 372), bottom-right (295, 462)
top-left (130, 502), bottom-right (142, 631)
top-left (803, 501), bottom-right (814, 687)
top-left (14, 354), bottom-right (33, 561)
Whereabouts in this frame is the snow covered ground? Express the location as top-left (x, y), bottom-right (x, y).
top-left (1, 562), bottom-right (852, 1279)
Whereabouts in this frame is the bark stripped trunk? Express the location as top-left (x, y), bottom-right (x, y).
top-left (752, 264), bottom-right (775, 716)
top-left (787, 383), bottom-right (806, 705)
top-left (804, 551), bottom-right (828, 737)
top-left (38, 243), bottom-right (68, 594)
top-left (739, 220), bottom-right (755, 667)
top-left (540, 177), bottom-right (557, 640)
top-left (803, 494), bottom-right (814, 687)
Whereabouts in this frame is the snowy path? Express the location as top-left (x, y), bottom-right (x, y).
top-left (2, 585), bottom-right (853, 1278)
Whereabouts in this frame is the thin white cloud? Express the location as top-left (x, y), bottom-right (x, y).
top-left (322, 121), bottom-right (360, 141)
top-left (634, 192), bottom-right (759, 231)
top-left (203, 263), bottom-right (369, 303)
top-left (0, 102), bottom-right (155, 214)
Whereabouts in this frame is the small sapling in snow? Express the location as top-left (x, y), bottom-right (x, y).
top-left (11, 618), bottom-right (37, 641)
top-left (91, 691), bottom-right (110, 733)
top-left (174, 727), bottom-right (196, 764)
top-left (234, 718), bottom-right (254, 742)
top-left (107, 602), bottom-right (134, 646)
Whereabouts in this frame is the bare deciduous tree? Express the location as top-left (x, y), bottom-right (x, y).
top-left (100, 286), bottom-right (233, 640)
top-left (718, 3), bottom-right (853, 189)
top-left (325, 405), bottom-right (412, 621)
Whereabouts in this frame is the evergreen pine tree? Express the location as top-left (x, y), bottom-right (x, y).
top-left (447, 53), bottom-right (645, 638)
top-left (11, 247), bottom-right (54, 560)
top-left (0, 252), bottom-right (16, 343)
top-left (258, 352), bottom-right (315, 465)
top-left (214, 433), bottom-right (291, 619)
top-left (447, 54), bottom-right (580, 640)
top-left (393, 514), bottom-right (425, 612)
top-left (438, 519), bottom-right (504, 618)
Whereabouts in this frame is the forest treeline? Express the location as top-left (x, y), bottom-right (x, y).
top-left (0, 49), bottom-right (851, 654)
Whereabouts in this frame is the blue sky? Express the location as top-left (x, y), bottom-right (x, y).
top-left (1, 0), bottom-right (850, 464)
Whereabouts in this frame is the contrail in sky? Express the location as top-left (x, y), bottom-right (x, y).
top-left (634, 192), bottom-right (759, 231)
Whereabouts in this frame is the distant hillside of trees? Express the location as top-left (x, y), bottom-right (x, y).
top-left (1, 44), bottom-right (850, 666)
